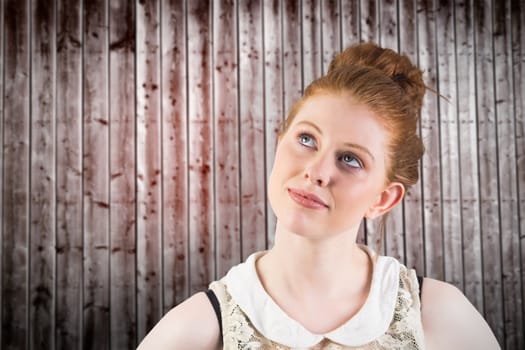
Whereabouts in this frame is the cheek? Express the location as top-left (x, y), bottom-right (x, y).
top-left (338, 179), bottom-right (381, 210)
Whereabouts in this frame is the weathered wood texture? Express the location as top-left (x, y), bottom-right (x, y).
top-left (109, 0), bottom-right (136, 348)
top-left (2, 1), bottom-right (30, 349)
top-left (30, 0), bottom-right (55, 349)
top-left (239, 0), bottom-right (266, 260)
top-left (161, 0), bottom-right (189, 311)
top-left (56, 0), bottom-right (83, 348)
top-left (83, 0), bottom-right (109, 349)
top-left (455, 0), bottom-right (483, 312)
top-left (136, 0), bottom-right (162, 342)
top-left (0, 0), bottom-right (523, 348)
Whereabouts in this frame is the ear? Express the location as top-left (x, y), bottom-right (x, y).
top-left (365, 182), bottom-right (405, 219)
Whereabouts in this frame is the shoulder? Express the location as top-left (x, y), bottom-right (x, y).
top-left (420, 278), bottom-right (501, 350)
top-left (137, 292), bottom-right (221, 350)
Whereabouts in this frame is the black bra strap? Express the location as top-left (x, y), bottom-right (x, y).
top-left (417, 275), bottom-right (424, 301)
top-left (205, 289), bottom-right (223, 337)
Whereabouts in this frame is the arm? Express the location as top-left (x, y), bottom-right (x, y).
top-left (137, 292), bottom-right (221, 350)
top-left (420, 278), bottom-right (501, 350)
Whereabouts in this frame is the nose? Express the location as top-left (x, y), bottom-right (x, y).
top-left (304, 153), bottom-right (332, 187)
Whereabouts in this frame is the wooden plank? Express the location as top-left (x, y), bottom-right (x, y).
top-left (213, 0), bottom-right (241, 277)
top-left (282, 0), bottom-right (302, 246)
top-left (378, 0), bottom-right (397, 50)
top-left (30, 0), bottom-right (56, 349)
top-left (341, 0), bottom-right (364, 244)
top-left (512, 0), bottom-right (525, 235)
top-left (161, 0), bottom-right (189, 309)
top-left (263, 0), bottom-right (283, 247)
top-left (417, 0), bottom-right (444, 280)
top-left (281, 2), bottom-right (302, 249)
top-left (341, 0), bottom-right (359, 49)
top-left (399, 0), bottom-right (424, 273)
top-left (136, 0), bottom-right (163, 340)
top-left (0, 0), bottom-right (4, 344)
top-left (522, 237), bottom-right (525, 350)
top-left (187, 0), bottom-right (214, 293)
top-left (238, 0), bottom-right (267, 259)
top-left (321, 0), bottom-right (341, 74)
top-left (55, 0), bottom-right (83, 348)
top-left (494, 0), bottom-right (522, 347)
top-left (455, 0), bottom-right (483, 310)
top-left (83, 0), bottom-right (110, 348)
top-left (436, 0), bottom-right (463, 290)
top-left (360, 0), bottom-right (381, 252)
top-left (109, 0), bottom-right (137, 348)
top-left (2, 0), bottom-right (30, 349)
top-left (474, 0), bottom-right (504, 342)
top-left (360, 0), bottom-right (379, 42)
top-left (511, 0), bottom-right (525, 345)
top-left (302, 0), bottom-right (321, 87)
top-left (380, 0), bottom-right (405, 263)
top-left (282, 0), bottom-right (302, 113)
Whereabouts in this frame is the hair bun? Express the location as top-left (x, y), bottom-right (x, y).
top-left (327, 42), bottom-right (425, 119)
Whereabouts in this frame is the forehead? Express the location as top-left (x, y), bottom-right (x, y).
top-left (290, 93), bottom-right (388, 143)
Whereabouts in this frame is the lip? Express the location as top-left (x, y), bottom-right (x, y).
top-left (287, 188), bottom-right (329, 210)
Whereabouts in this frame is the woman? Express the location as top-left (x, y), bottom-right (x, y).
top-left (137, 43), bottom-right (500, 349)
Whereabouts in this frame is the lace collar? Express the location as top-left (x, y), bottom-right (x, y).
top-left (221, 246), bottom-right (400, 348)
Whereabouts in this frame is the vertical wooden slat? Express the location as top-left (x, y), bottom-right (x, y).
top-left (30, 0), bottom-right (56, 349)
top-left (281, 0), bottom-right (302, 247)
top-left (418, 0), bottom-right (444, 280)
top-left (341, 0), bottom-right (360, 48)
top-left (161, 0), bottom-right (189, 309)
top-left (511, 0), bottom-right (525, 345)
top-left (474, 0), bottom-right (504, 342)
top-left (263, 0), bottom-right (283, 247)
top-left (0, 0), bottom-right (4, 343)
top-left (341, 0), bottom-right (364, 245)
top-left (109, 0), bottom-right (136, 348)
top-left (522, 236), bottom-right (525, 350)
top-left (282, 0), bottom-right (302, 114)
top-left (494, 0), bottom-right (522, 348)
top-left (280, 2), bottom-right (302, 250)
top-left (321, 0), bottom-right (340, 74)
top-left (213, 0), bottom-right (240, 276)
top-left (136, 0), bottom-right (162, 340)
top-left (2, 0), bottom-right (30, 349)
top-left (360, 0), bottom-right (382, 251)
top-left (239, 0), bottom-right (266, 259)
top-left (380, 0), bottom-right (405, 263)
top-left (399, 0), bottom-right (424, 273)
top-left (302, 0), bottom-right (321, 88)
top-left (83, 0), bottom-right (109, 348)
top-left (360, 0), bottom-right (378, 42)
top-left (188, 0), bottom-right (214, 294)
top-left (455, 0), bottom-right (483, 310)
top-left (436, 0), bottom-right (462, 289)
top-left (55, 0), bottom-right (83, 348)
top-left (378, 0), bottom-right (397, 50)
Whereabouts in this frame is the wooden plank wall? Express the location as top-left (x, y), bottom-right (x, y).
top-left (0, 0), bottom-right (523, 349)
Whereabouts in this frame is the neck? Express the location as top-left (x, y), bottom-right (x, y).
top-left (258, 221), bottom-right (372, 297)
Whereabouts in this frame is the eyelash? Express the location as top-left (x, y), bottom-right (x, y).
top-left (297, 132), bottom-right (363, 169)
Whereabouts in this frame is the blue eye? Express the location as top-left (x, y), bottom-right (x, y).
top-left (339, 153), bottom-right (362, 169)
top-left (298, 133), bottom-right (316, 148)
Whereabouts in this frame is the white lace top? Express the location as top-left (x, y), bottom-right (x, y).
top-left (209, 247), bottom-right (425, 349)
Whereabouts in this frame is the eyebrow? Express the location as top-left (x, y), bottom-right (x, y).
top-left (296, 120), bottom-right (376, 162)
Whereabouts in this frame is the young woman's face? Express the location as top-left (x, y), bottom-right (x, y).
top-left (268, 93), bottom-right (394, 239)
